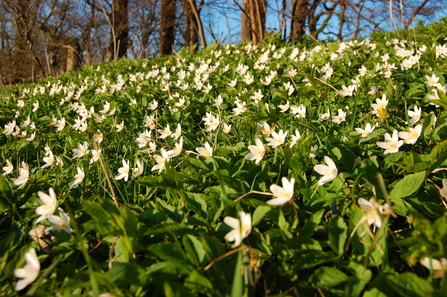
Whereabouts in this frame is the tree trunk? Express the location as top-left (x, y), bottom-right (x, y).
top-left (240, 0), bottom-right (251, 42)
top-left (112, 0), bottom-right (129, 59)
top-left (240, 0), bottom-right (265, 44)
top-left (184, 0), bottom-right (198, 54)
top-left (160, 0), bottom-right (177, 56)
top-left (252, 0), bottom-right (265, 44)
top-left (290, 0), bottom-right (308, 41)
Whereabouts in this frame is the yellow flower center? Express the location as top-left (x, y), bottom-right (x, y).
top-left (377, 107), bottom-right (388, 119)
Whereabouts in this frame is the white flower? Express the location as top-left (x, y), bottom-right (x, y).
top-left (35, 187), bottom-right (57, 223)
top-left (420, 257), bottom-right (447, 279)
top-left (398, 125), bottom-right (422, 145)
top-left (358, 198), bottom-right (382, 228)
top-left (250, 90), bottom-right (263, 104)
top-left (339, 85), bottom-right (355, 97)
top-left (100, 101), bottom-right (110, 113)
top-left (45, 208), bottom-right (72, 234)
top-left (223, 211), bottom-right (252, 247)
top-left (257, 122), bottom-right (273, 137)
top-left (2, 159), bottom-right (13, 175)
top-left (289, 130), bottom-right (301, 148)
top-left (265, 130), bottom-right (287, 148)
top-left (196, 142), bottom-right (213, 157)
top-left (4, 120), bottom-right (17, 135)
top-left (428, 88), bottom-right (440, 106)
top-left (245, 138), bottom-right (265, 164)
top-left (21, 117), bottom-right (31, 128)
top-left (320, 109), bottom-right (330, 121)
top-left (90, 149), bottom-right (101, 164)
top-left (371, 94), bottom-right (389, 119)
top-left (368, 86), bottom-right (378, 95)
top-left (132, 160), bottom-right (144, 178)
top-left (223, 123), bottom-right (232, 134)
top-left (376, 130), bottom-right (403, 154)
top-left (233, 100), bottom-right (247, 115)
top-left (278, 101), bottom-right (290, 113)
top-left (242, 73), bottom-right (254, 85)
top-left (69, 167), bottom-right (85, 186)
top-left (309, 145), bottom-right (318, 159)
top-left (146, 142), bottom-right (157, 154)
top-left (314, 156), bottom-right (338, 185)
top-left (136, 130), bottom-right (152, 148)
top-left (214, 95), bottom-right (223, 107)
top-left (26, 132), bottom-right (36, 141)
top-left (41, 151), bottom-right (54, 169)
top-left (158, 125), bottom-right (172, 139)
top-left (72, 142), bottom-right (89, 158)
top-left (115, 159), bottom-right (130, 181)
top-left (408, 106), bottom-right (421, 125)
top-left (14, 248), bottom-right (40, 291)
top-left (167, 138), bottom-right (183, 158)
top-left (116, 121), bottom-right (124, 132)
top-left (56, 157), bottom-right (64, 167)
top-left (204, 114), bottom-right (220, 132)
top-left (290, 104), bottom-right (306, 118)
top-left (73, 117), bottom-right (87, 132)
top-left (172, 123), bottom-right (182, 140)
top-left (32, 100), bottom-right (39, 112)
top-left (14, 162), bottom-right (29, 189)
top-left (148, 100), bottom-right (158, 110)
top-left (54, 117), bottom-right (66, 131)
top-left (332, 109), bottom-right (346, 124)
top-left (355, 123), bottom-right (376, 138)
top-left (267, 177), bottom-right (295, 205)
top-left (151, 149), bottom-right (170, 172)
top-left (425, 74), bottom-right (440, 87)
top-left (439, 179), bottom-right (447, 199)
top-left (93, 132), bottom-right (103, 143)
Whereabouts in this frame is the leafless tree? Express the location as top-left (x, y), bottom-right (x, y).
top-left (160, 0), bottom-right (177, 56)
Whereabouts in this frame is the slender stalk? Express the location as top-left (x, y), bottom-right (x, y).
top-left (94, 142), bottom-right (118, 207)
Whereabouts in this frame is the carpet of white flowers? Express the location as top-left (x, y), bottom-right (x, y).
top-left (1, 20), bottom-right (447, 296)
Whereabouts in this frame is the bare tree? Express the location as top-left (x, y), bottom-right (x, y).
top-left (238, 0), bottom-right (266, 44)
top-left (112, 0), bottom-right (130, 58)
top-left (290, 0), bottom-right (308, 41)
top-left (159, 0), bottom-right (177, 56)
top-left (130, 0), bottom-right (160, 58)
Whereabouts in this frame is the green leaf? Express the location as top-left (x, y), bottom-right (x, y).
top-left (182, 192), bottom-right (208, 220)
top-left (182, 235), bottom-right (206, 268)
top-left (164, 281), bottom-right (196, 297)
top-left (109, 263), bottom-right (148, 286)
top-left (156, 199), bottom-right (184, 223)
top-left (231, 250), bottom-right (245, 297)
top-left (295, 251), bottom-right (338, 269)
top-left (149, 242), bottom-right (188, 264)
top-left (386, 273), bottom-right (434, 297)
top-left (428, 140), bottom-right (447, 173)
top-left (300, 209), bottom-right (325, 237)
top-left (346, 270), bottom-right (372, 297)
top-left (184, 270), bottom-right (213, 294)
top-left (308, 266), bottom-right (349, 288)
top-left (328, 216), bottom-right (347, 255)
top-left (363, 288), bottom-right (388, 297)
top-left (252, 205), bottom-right (270, 226)
top-left (389, 171), bottom-right (425, 200)
top-left (284, 236), bottom-right (322, 251)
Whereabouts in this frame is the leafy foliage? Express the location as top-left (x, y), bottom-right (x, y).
top-left (1, 19), bottom-right (447, 296)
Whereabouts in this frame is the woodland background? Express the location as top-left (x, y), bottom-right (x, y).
top-left (0, 0), bottom-right (445, 85)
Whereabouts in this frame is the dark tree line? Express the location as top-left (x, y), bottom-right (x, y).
top-left (0, 0), bottom-right (443, 84)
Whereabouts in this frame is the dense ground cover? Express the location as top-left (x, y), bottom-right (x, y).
top-left (1, 19), bottom-right (447, 296)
